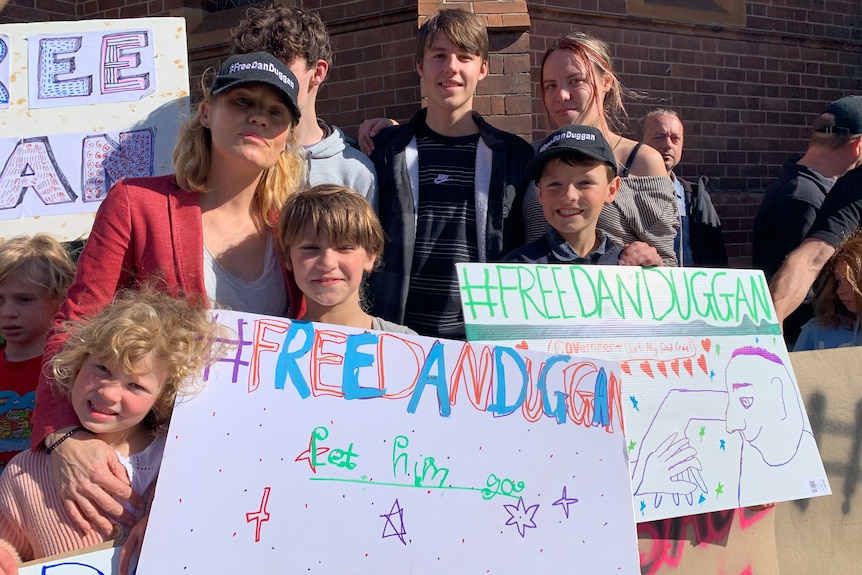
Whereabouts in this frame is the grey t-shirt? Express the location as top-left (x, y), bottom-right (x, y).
top-left (203, 234), bottom-right (287, 316)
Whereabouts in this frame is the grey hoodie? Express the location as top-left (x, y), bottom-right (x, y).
top-left (304, 120), bottom-right (378, 209)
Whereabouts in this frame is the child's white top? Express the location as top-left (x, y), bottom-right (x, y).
top-left (117, 433), bottom-right (166, 516)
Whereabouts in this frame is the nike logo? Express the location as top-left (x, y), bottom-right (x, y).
top-left (434, 174), bottom-right (450, 184)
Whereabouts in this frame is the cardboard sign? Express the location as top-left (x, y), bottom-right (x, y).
top-left (457, 263), bottom-right (830, 522)
top-left (0, 18), bottom-right (189, 240)
top-left (776, 347), bottom-right (862, 574)
top-left (137, 311), bottom-right (640, 574)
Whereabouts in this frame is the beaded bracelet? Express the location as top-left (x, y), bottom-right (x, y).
top-left (46, 426), bottom-right (89, 455)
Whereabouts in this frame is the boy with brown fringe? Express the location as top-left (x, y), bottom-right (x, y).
top-left (369, 8), bottom-right (533, 340)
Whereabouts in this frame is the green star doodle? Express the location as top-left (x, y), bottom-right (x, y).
top-left (628, 440), bottom-right (637, 453)
top-left (715, 343), bottom-right (721, 356)
top-left (699, 426), bottom-right (706, 442)
top-left (715, 482), bottom-right (724, 496)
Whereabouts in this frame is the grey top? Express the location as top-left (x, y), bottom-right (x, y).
top-left (203, 234), bottom-right (287, 316)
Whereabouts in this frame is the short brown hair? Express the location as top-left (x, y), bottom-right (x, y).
top-left (277, 184), bottom-right (384, 266)
top-left (538, 153), bottom-right (617, 185)
top-left (416, 9), bottom-right (489, 66)
top-left (52, 289), bottom-right (230, 434)
top-left (0, 234), bottom-right (75, 301)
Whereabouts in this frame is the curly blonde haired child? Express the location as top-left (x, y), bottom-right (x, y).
top-left (0, 289), bottom-right (228, 567)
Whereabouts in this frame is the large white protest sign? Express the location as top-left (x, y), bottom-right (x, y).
top-left (456, 263), bottom-right (830, 522)
top-left (0, 17), bottom-right (189, 239)
top-left (137, 311), bottom-right (640, 574)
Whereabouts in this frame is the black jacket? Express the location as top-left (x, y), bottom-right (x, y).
top-left (369, 108), bottom-right (534, 324)
top-left (680, 175), bottom-right (728, 267)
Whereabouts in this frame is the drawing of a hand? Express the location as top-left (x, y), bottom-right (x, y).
top-left (633, 432), bottom-right (708, 508)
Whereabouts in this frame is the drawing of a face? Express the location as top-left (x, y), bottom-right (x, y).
top-left (724, 354), bottom-right (789, 459)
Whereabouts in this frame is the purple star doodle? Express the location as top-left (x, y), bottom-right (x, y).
top-left (552, 486), bottom-right (579, 518)
top-left (380, 499), bottom-right (408, 545)
top-left (503, 496), bottom-right (539, 538)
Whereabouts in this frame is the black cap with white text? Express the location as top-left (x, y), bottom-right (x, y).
top-left (525, 124), bottom-right (617, 181)
top-left (211, 52), bottom-right (301, 121)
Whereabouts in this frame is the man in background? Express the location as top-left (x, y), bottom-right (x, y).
top-left (754, 96), bottom-right (862, 342)
top-left (641, 109), bottom-right (727, 268)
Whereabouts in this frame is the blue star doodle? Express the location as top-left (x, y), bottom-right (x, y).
top-left (380, 499), bottom-right (407, 545)
top-left (629, 395), bottom-right (639, 411)
top-left (639, 500), bottom-right (647, 515)
top-left (503, 497), bottom-right (540, 538)
top-left (552, 486), bottom-right (579, 518)
top-left (719, 439), bottom-right (726, 451)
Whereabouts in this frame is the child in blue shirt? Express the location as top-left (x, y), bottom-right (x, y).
top-left (504, 125), bottom-right (622, 265)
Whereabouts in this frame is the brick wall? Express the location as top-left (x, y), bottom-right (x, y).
top-left (0, 0), bottom-right (76, 21)
top-left (303, 0), bottom-right (422, 136)
top-left (0, 0), bottom-right (200, 21)
top-left (76, 0), bottom-right (190, 19)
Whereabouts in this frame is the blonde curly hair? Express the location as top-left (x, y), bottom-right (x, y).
top-left (52, 289), bottom-right (231, 434)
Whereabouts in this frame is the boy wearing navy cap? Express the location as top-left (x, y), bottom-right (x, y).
top-left (504, 125), bottom-right (622, 264)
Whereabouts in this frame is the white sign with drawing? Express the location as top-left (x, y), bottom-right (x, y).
top-left (0, 18), bottom-right (189, 239)
top-left (136, 310), bottom-right (640, 574)
top-left (456, 263), bottom-right (831, 522)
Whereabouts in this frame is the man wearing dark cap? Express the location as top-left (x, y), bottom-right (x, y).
top-left (767, 96), bottom-right (862, 330)
top-left (503, 125), bottom-right (623, 265)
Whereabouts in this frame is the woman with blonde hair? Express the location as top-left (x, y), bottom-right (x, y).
top-left (30, 52), bottom-right (306, 538)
